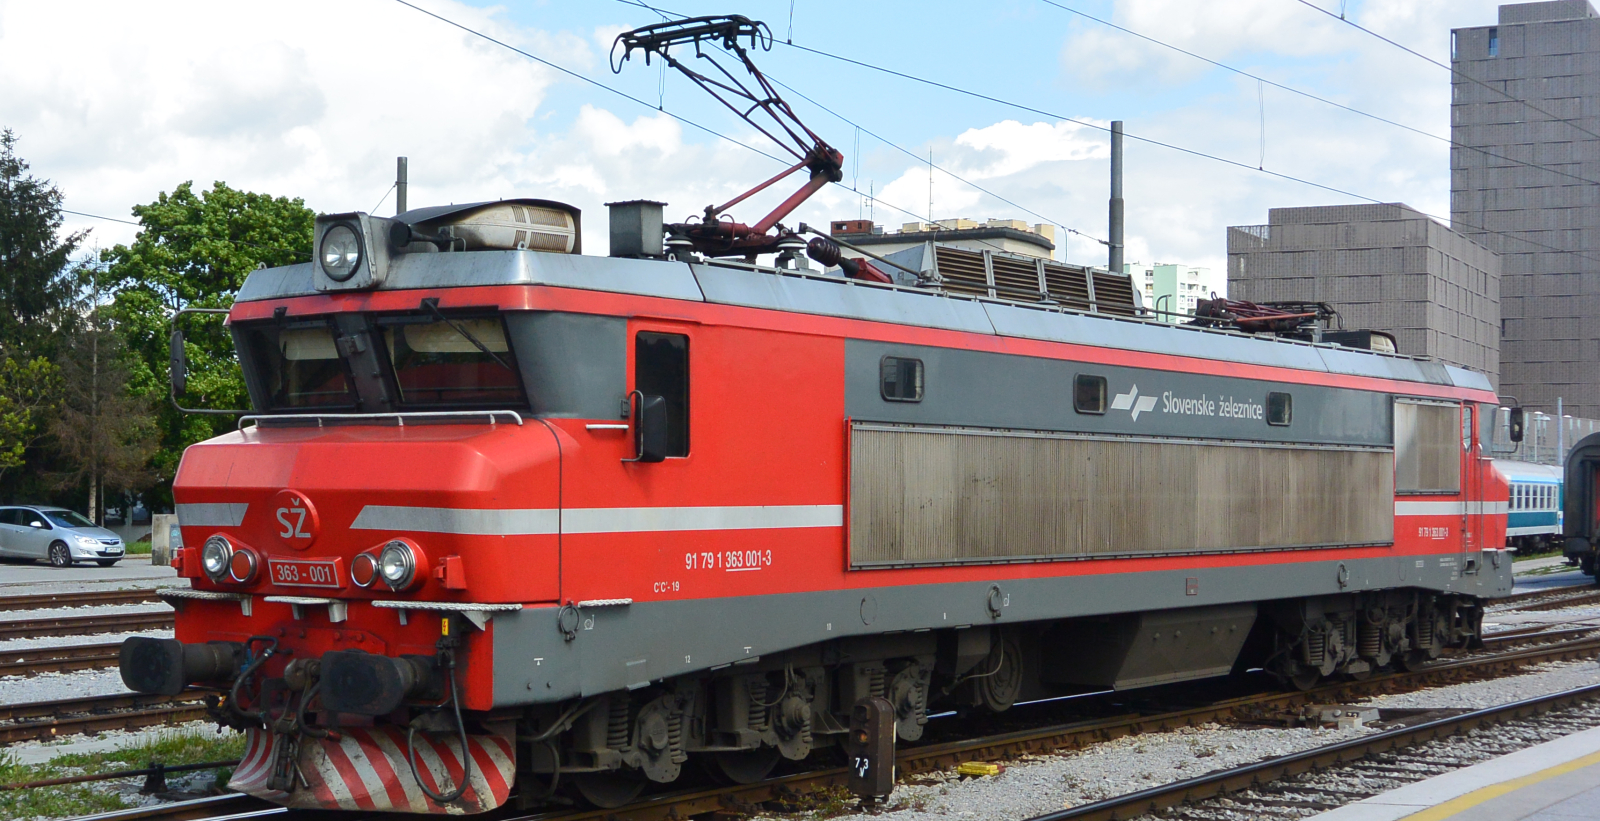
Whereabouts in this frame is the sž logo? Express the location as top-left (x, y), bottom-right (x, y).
top-left (270, 489), bottom-right (320, 550)
top-left (1110, 384), bottom-right (1159, 421)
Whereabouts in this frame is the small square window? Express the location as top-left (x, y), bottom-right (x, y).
top-left (880, 356), bottom-right (924, 402)
top-left (1073, 374), bottom-right (1107, 415)
top-left (1267, 392), bottom-right (1292, 426)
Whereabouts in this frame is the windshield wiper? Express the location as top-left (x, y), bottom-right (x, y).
top-left (419, 298), bottom-right (515, 372)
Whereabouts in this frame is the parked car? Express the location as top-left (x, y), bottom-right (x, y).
top-left (104, 507), bottom-right (126, 526)
top-left (0, 506), bottom-right (125, 567)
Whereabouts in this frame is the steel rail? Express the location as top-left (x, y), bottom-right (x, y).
top-left (57, 626), bottom-right (1600, 821)
top-left (72, 794), bottom-right (280, 821)
top-left (0, 610), bottom-right (173, 640)
top-left (1490, 582), bottom-right (1593, 606)
top-left (0, 588), bottom-right (162, 611)
top-left (0, 640), bottom-right (122, 676)
top-left (1022, 681), bottom-right (1600, 821)
top-left (0, 691), bottom-right (208, 744)
top-left (513, 633), bottom-right (1600, 821)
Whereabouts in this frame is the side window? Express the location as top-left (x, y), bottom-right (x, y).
top-left (880, 356), bottom-right (924, 402)
top-left (635, 332), bottom-right (689, 457)
top-left (0, 509), bottom-right (15, 526)
top-left (1267, 392), bottom-right (1292, 426)
top-left (1073, 375), bottom-right (1107, 414)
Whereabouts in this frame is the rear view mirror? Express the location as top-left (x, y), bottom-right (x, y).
top-left (1509, 407), bottom-right (1525, 443)
top-left (632, 394), bottom-right (669, 463)
top-left (169, 328), bottom-right (188, 397)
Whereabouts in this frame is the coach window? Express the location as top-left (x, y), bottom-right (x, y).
top-left (1394, 399), bottom-right (1462, 494)
top-left (1266, 392), bottom-right (1292, 426)
top-left (635, 332), bottom-right (689, 457)
top-left (1073, 374), bottom-right (1107, 414)
top-left (880, 356), bottom-right (924, 402)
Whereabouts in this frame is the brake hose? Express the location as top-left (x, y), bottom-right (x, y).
top-left (228, 636), bottom-right (280, 723)
top-left (407, 664), bottom-right (474, 805)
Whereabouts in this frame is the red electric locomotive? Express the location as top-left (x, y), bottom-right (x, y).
top-left (118, 16), bottom-right (1515, 814)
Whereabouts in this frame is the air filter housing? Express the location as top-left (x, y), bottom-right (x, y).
top-left (400, 199), bottom-right (580, 254)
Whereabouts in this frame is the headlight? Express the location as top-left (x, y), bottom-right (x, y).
top-left (201, 536), bottom-right (233, 582)
top-left (320, 224), bottom-right (362, 281)
top-left (74, 535), bottom-right (101, 547)
top-left (378, 540), bottom-right (419, 591)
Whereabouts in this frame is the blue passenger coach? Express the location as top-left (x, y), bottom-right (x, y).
top-left (1494, 459), bottom-right (1564, 555)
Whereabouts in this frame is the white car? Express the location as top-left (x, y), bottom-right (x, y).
top-left (0, 507), bottom-right (126, 567)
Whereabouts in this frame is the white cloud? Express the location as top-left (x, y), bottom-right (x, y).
top-left (0, 0), bottom-right (589, 247)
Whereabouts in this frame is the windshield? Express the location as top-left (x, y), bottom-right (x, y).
top-left (43, 510), bottom-right (95, 528)
top-left (243, 323), bottom-right (357, 409)
top-left (380, 317), bottom-right (525, 408)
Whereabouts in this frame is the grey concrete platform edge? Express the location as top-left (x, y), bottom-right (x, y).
top-left (1309, 722), bottom-right (1600, 820)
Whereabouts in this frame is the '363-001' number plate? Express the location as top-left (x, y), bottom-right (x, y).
top-left (268, 557), bottom-right (344, 589)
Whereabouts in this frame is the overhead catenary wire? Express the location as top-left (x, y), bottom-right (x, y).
top-left (1036, 0), bottom-right (1600, 190)
top-left (768, 39), bottom-right (1600, 269)
top-left (612, 0), bottom-right (1106, 245)
top-left (1293, 0), bottom-right (1600, 146)
top-left (392, 0), bottom-right (1028, 260)
top-left (61, 208), bottom-right (312, 262)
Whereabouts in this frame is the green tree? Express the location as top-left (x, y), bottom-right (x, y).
top-left (0, 129), bottom-right (85, 357)
top-left (49, 309), bottom-right (159, 524)
top-left (99, 181), bottom-right (314, 500)
top-left (0, 356), bottom-right (61, 485)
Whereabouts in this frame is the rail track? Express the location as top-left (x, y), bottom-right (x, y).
top-left (1026, 682), bottom-right (1600, 821)
top-left (75, 625), bottom-right (1600, 821)
top-left (0, 610), bottom-right (173, 641)
top-left (0, 691), bottom-right (208, 744)
top-left (0, 640), bottom-right (122, 677)
top-left (0, 588), bottom-right (162, 612)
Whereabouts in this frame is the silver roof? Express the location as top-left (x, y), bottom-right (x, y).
top-left (236, 250), bottom-right (1494, 394)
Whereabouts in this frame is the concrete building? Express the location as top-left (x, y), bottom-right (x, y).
top-left (1453, 1), bottom-right (1600, 415)
top-left (829, 218), bottom-right (1057, 260)
top-left (1126, 261), bottom-right (1227, 323)
top-left (1227, 204), bottom-right (1502, 386)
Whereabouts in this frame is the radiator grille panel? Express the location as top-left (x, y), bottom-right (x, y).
top-left (930, 247), bottom-right (1140, 317)
top-left (849, 424), bottom-right (1394, 567)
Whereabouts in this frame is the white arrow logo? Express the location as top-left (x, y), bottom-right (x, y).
top-left (1110, 384), bottom-right (1159, 421)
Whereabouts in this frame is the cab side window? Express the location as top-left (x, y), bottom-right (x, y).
top-left (636, 332), bottom-right (690, 457)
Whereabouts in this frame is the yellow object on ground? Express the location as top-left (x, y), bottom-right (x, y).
top-left (957, 762), bottom-right (1003, 777)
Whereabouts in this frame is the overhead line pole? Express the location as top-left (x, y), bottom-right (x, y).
top-left (1108, 121), bottom-right (1124, 276)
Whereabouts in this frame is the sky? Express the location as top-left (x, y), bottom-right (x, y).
top-left (0, 0), bottom-right (1510, 274)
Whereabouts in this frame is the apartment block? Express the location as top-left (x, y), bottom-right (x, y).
top-left (1453, 0), bottom-right (1600, 414)
top-left (1228, 204), bottom-right (1502, 386)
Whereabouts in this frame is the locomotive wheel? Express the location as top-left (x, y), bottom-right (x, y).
top-left (976, 636), bottom-right (1023, 712)
top-left (1288, 667), bottom-right (1320, 691)
top-left (703, 746), bottom-right (781, 785)
top-left (570, 770), bottom-right (646, 809)
top-left (1395, 649), bottom-right (1429, 672)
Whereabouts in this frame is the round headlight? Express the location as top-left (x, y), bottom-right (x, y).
top-left (378, 540), bottom-right (416, 591)
top-left (201, 536), bottom-right (233, 581)
top-left (227, 548), bottom-right (258, 584)
top-left (320, 224), bottom-right (362, 281)
top-left (351, 552), bottom-right (378, 588)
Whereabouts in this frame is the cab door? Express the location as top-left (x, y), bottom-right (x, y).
top-left (1461, 405), bottom-right (1482, 576)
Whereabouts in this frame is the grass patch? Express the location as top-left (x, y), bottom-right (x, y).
top-left (124, 538), bottom-right (152, 556)
top-left (0, 727), bottom-right (245, 819)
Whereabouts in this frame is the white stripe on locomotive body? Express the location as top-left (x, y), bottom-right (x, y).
top-left (350, 503), bottom-right (844, 535)
top-left (367, 728), bottom-right (429, 811)
top-left (1394, 501), bottom-right (1509, 516)
top-left (174, 502), bottom-right (248, 527)
top-left (351, 505), bottom-right (559, 536)
top-left (338, 732), bottom-right (393, 810)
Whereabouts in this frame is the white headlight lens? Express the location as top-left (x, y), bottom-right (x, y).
top-left (378, 541), bottom-right (414, 589)
top-left (320, 225), bottom-right (362, 281)
top-left (75, 535), bottom-right (100, 546)
top-left (201, 536), bottom-right (232, 579)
